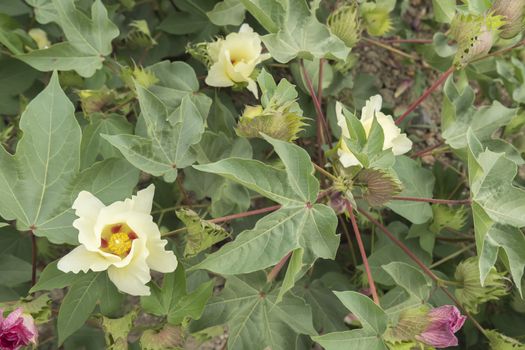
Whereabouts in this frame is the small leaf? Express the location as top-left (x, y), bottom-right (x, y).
top-left (382, 262), bottom-right (432, 302)
top-left (58, 272), bottom-right (103, 344)
top-left (333, 291), bottom-right (388, 335)
top-left (432, 0), bottom-right (456, 23)
top-left (30, 261), bottom-right (79, 293)
top-left (207, 0), bottom-right (245, 26)
top-left (167, 280), bottom-right (214, 324)
top-left (102, 310), bottom-right (137, 350)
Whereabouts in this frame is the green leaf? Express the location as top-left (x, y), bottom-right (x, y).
top-left (99, 273), bottom-right (124, 317)
top-left (207, 0), bottom-right (245, 26)
top-left (141, 264), bottom-right (187, 316)
top-left (468, 131), bottom-right (525, 295)
top-left (20, 0), bottom-right (119, 77)
top-left (442, 79), bottom-right (518, 150)
top-left (30, 260), bottom-right (79, 293)
top-left (104, 83), bottom-right (209, 183)
top-left (58, 272), bottom-right (103, 344)
top-left (386, 156), bottom-right (434, 224)
top-left (17, 42), bottom-right (104, 78)
top-left (0, 254), bottom-right (32, 287)
top-left (240, 0), bottom-right (349, 63)
top-left (313, 329), bottom-right (388, 350)
top-left (185, 131), bottom-right (252, 217)
top-left (80, 113), bottom-right (133, 169)
top-left (167, 280), bottom-right (214, 324)
top-left (382, 262), bottom-right (432, 302)
top-left (192, 136), bottom-right (338, 297)
top-left (191, 272), bottom-right (317, 350)
top-left (293, 279), bottom-right (348, 333)
top-left (432, 0), bottom-right (456, 23)
top-left (312, 291), bottom-right (389, 349)
top-left (176, 208), bottom-right (230, 258)
top-left (0, 72), bottom-right (81, 243)
top-left (334, 291), bottom-right (388, 334)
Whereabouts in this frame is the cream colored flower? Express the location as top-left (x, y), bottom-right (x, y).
top-left (336, 95), bottom-right (412, 167)
top-left (57, 185), bottom-right (177, 296)
top-left (205, 24), bottom-right (271, 98)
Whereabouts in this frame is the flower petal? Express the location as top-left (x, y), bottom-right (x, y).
top-left (128, 184), bottom-right (155, 214)
top-left (246, 79), bottom-right (259, 99)
top-left (72, 191), bottom-right (106, 250)
top-left (336, 102), bottom-right (351, 138)
top-left (107, 247), bottom-right (151, 296)
top-left (338, 148), bottom-right (362, 168)
top-left (360, 94), bottom-right (383, 123)
top-left (146, 238), bottom-right (178, 273)
top-left (57, 245), bottom-right (116, 273)
top-left (206, 62), bottom-right (234, 88)
top-left (72, 191), bottom-right (105, 221)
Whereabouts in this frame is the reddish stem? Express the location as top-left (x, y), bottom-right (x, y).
top-left (345, 201), bottom-right (380, 305)
top-left (356, 207), bottom-right (440, 281)
top-left (411, 141), bottom-right (444, 158)
top-left (300, 60), bottom-right (332, 147)
top-left (267, 252), bottom-right (292, 282)
top-left (395, 66), bottom-right (454, 125)
top-left (381, 38), bottom-right (433, 44)
top-left (391, 196), bottom-right (471, 205)
top-left (210, 205), bottom-right (282, 224)
top-left (317, 58), bottom-right (325, 103)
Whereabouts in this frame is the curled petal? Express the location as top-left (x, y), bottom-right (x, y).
top-left (57, 245), bottom-right (117, 273)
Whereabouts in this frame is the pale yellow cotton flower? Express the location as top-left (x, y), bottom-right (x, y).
top-left (205, 24), bottom-right (271, 98)
top-left (336, 95), bottom-right (412, 168)
top-left (57, 185), bottom-right (177, 296)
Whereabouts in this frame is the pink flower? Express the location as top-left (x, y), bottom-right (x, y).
top-left (0, 308), bottom-right (38, 350)
top-left (415, 305), bottom-right (466, 348)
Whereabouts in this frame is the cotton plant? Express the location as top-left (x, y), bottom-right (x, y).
top-left (1, 0), bottom-right (525, 349)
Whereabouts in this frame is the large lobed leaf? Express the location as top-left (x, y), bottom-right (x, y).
top-left (191, 272), bottom-right (317, 350)
top-left (19, 0), bottom-right (119, 77)
top-left (0, 72), bottom-right (139, 244)
top-left (239, 0), bottom-right (349, 63)
top-left (192, 136), bottom-right (339, 296)
top-left (104, 62), bottom-right (211, 183)
top-left (467, 130), bottom-right (525, 295)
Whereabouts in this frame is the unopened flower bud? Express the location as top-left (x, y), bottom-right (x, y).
top-left (328, 4), bottom-right (362, 48)
top-left (361, 4), bottom-right (393, 37)
top-left (28, 28), bottom-right (50, 49)
top-left (357, 168), bottom-right (402, 207)
top-left (454, 256), bottom-right (508, 314)
top-left (492, 0), bottom-right (525, 39)
top-left (126, 20), bottom-right (157, 49)
top-left (450, 13), bottom-right (505, 68)
top-left (236, 102), bottom-right (306, 142)
top-left (385, 305), bottom-right (466, 348)
top-left (78, 89), bottom-right (115, 114)
top-left (0, 308), bottom-right (38, 350)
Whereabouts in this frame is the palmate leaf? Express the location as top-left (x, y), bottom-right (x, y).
top-left (239, 0), bottom-right (349, 63)
top-left (19, 0), bottom-right (119, 77)
top-left (442, 78), bottom-right (517, 149)
top-left (104, 84), bottom-right (208, 183)
top-left (192, 135), bottom-right (339, 295)
top-left (468, 130), bottom-right (525, 295)
top-left (0, 72), bottom-right (139, 244)
top-left (191, 272), bottom-right (317, 350)
top-left (104, 62), bottom-right (211, 183)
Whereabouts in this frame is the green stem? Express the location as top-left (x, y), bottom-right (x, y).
top-left (430, 244), bottom-right (475, 269)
